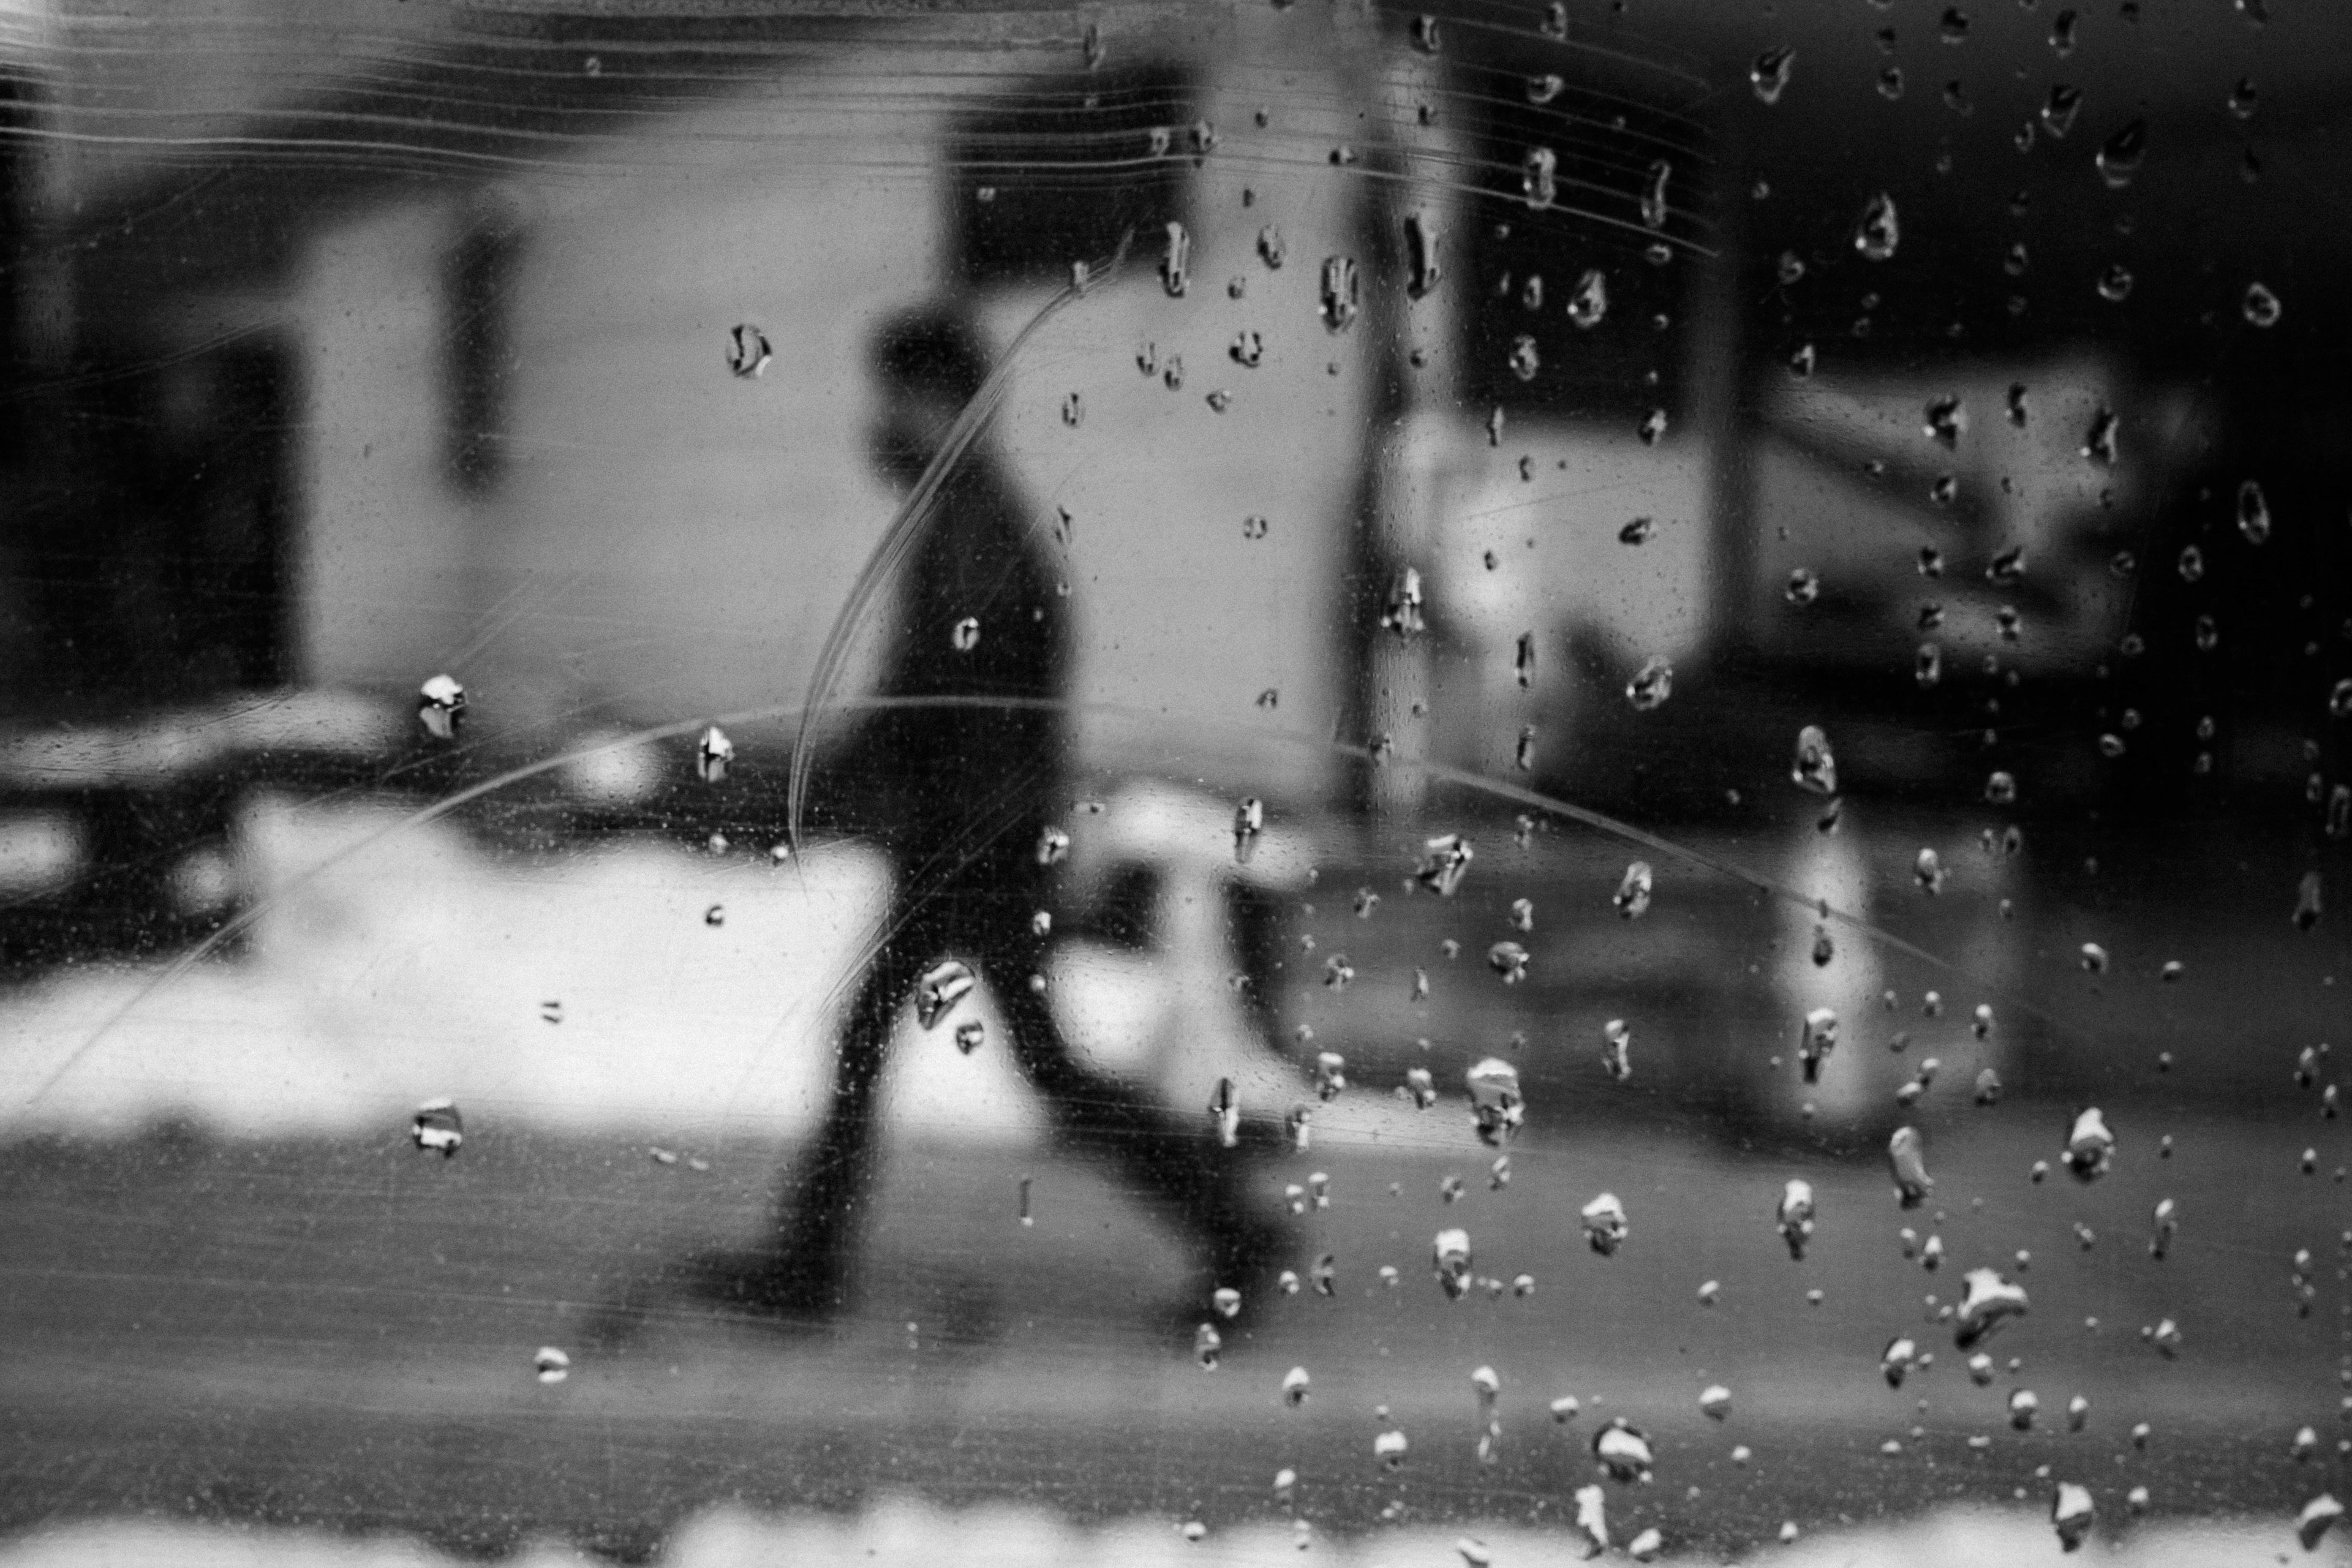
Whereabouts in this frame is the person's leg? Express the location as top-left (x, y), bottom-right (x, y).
top-left (971, 883), bottom-right (1288, 1300)
top-left (747, 900), bottom-right (940, 1316)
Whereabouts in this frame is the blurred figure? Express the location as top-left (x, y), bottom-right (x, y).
top-left (718, 303), bottom-right (1286, 1322)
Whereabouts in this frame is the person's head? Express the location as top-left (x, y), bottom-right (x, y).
top-left (869, 304), bottom-right (992, 488)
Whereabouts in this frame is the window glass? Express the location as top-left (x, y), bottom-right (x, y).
top-left (0, 3), bottom-right (2346, 1565)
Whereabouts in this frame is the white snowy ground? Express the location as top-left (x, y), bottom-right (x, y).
top-left (0, 1498), bottom-right (2338, 1568)
top-left (0, 783), bottom-right (1344, 1147)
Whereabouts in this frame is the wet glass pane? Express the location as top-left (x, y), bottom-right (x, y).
top-left (1, 2), bottom-right (2347, 1564)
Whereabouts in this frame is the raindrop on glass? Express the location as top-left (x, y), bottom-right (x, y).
top-left (1319, 255), bottom-right (1360, 332)
top-left (417, 673), bottom-right (466, 740)
top-left (1626, 656), bottom-right (1675, 710)
top-left (1751, 46), bottom-right (1795, 104)
top-left (1854, 193), bottom-right (1900, 261)
top-left (726, 323), bottom-right (771, 379)
top-left (1615, 861), bottom-right (1654, 919)
top-left (410, 1098), bottom-right (463, 1158)
top-left (2097, 119), bottom-right (2147, 187)
top-left (1466, 1057), bottom-right (1524, 1147)
top-left (1522, 147), bottom-right (1558, 210)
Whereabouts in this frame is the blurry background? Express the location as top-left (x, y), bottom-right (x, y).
top-left (0, 0), bottom-right (2348, 1562)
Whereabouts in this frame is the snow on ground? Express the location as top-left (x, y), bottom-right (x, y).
top-left (0, 791), bottom-right (1341, 1146)
top-left (0, 1499), bottom-right (2338, 1568)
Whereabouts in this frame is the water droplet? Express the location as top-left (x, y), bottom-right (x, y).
top-left (2094, 119), bottom-right (2149, 192)
top-left (417, 673), bottom-right (466, 739)
top-left (1572, 1485), bottom-right (1610, 1554)
top-left (2037, 83), bottom-right (2082, 140)
top-left (1787, 728), bottom-right (1840, 799)
top-left (1194, 1322), bottom-right (1223, 1369)
top-left (1638, 407), bottom-right (1668, 445)
top-left (1157, 221), bottom-right (1192, 298)
top-left (2080, 941), bottom-right (2109, 974)
top-left (1796, 1007), bottom-right (1838, 1084)
top-left (534, 1346), bottom-right (571, 1384)
top-left (2294, 870), bottom-right (2324, 929)
top-left (2243, 281), bottom-right (2282, 327)
top-left (1487, 941), bottom-right (1529, 986)
top-left (410, 1098), bottom-right (463, 1158)
top-left (1751, 45), bottom-right (1795, 104)
top-left (2049, 1480), bottom-right (2094, 1550)
top-left (1523, 146), bottom-right (1558, 210)
top-left (1433, 1227), bottom-right (1474, 1300)
top-left (1207, 1077), bottom-right (1240, 1149)
top-left (1985, 771), bottom-right (2017, 807)
top-left (1855, 193), bottom-right (1900, 261)
top-left (1879, 65), bottom-right (1905, 100)
top-left (1403, 211), bottom-right (1443, 299)
top-left (911, 959), bottom-right (978, 1029)
top-left (1956, 1267), bottom-right (2030, 1351)
top-left (1593, 1419), bottom-right (1653, 1482)
top-left (2074, 411), bottom-right (2120, 473)
top-left (1417, 833), bottom-right (1473, 895)
top-left (1639, 159), bottom-right (1673, 231)
top-left (2056, 1108), bottom-right (2119, 1188)
top-left (1610, 862), bottom-right (1654, 921)
top-left (1322, 955), bottom-right (1355, 992)
top-left (1773, 1178), bottom-right (1816, 1261)
top-left (1600, 1018), bottom-right (1633, 1082)
top-left (1698, 1384), bottom-right (1732, 1421)
top-left (1467, 1058), bottom-right (1524, 1146)
top-left (1625, 655), bottom-right (1675, 710)
top-left (1526, 72), bottom-right (1564, 104)
top-left (726, 323), bottom-right (771, 379)
top-left (1923, 396), bottom-right (1966, 448)
top-left (1231, 797), bottom-right (1265, 866)
top-left (1313, 1051), bottom-right (1348, 1102)
top-left (1785, 566), bottom-right (1822, 605)
top-left (1888, 1126), bottom-right (1934, 1207)
top-left (2096, 263), bottom-right (2134, 303)
top-left (1508, 334), bottom-right (1540, 382)
top-left (1317, 254), bottom-right (1360, 333)
top-left (2237, 479), bottom-right (2272, 543)
top-left (1627, 1526), bottom-right (1664, 1562)
top-left (1205, 389), bottom-right (1232, 413)
top-left (1581, 1193), bottom-right (1630, 1256)
top-left (1908, 640), bottom-right (1943, 690)
top-left (2299, 1494), bottom-right (2345, 1551)
top-left (1381, 565), bottom-right (1425, 636)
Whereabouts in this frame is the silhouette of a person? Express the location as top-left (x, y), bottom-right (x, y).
top-left (732, 303), bottom-right (1284, 1321)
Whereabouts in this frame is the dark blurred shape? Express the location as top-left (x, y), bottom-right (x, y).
top-left (724, 301), bottom-right (1286, 1325)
